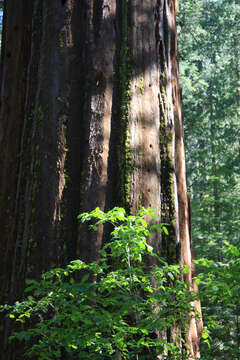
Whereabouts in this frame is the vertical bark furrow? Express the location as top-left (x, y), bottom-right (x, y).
top-left (116, 0), bottom-right (132, 210)
top-left (127, 0), bottom-right (162, 252)
top-left (0, 1), bottom-right (35, 357)
top-left (11, 0), bottom-right (44, 294)
top-left (157, 0), bottom-right (178, 264)
top-left (0, 0), bottom-right (34, 304)
top-left (60, 0), bottom-right (90, 263)
top-left (74, 0), bottom-right (116, 262)
top-left (29, 1), bottom-right (69, 273)
top-left (104, 0), bottom-right (132, 213)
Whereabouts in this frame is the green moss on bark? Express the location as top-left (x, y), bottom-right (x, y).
top-left (159, 76), bottom-right (176, 263)
top-left (118, 0), bottom-right (132, 210)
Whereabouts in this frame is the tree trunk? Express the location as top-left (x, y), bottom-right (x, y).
top-left (0, 0), bottom-right (201, 358)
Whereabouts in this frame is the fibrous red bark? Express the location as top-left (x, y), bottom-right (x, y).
top-left (0, 1), bottom-right (201, 359)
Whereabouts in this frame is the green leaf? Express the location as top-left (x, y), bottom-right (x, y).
top-left (162, 226), bottom-right (169, 235)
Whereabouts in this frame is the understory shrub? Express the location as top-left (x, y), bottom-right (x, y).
top-left (1, 207), bottom-right (196, 359)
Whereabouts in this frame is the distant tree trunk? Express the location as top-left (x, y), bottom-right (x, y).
top-left (0, 1), bottom-right (201, 359)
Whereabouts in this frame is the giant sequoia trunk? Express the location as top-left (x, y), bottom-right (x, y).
top-left (0, 0), bottom-right (201, 359)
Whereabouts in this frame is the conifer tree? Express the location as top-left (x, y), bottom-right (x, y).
top-left (0, 1), bottom-right (201, 358)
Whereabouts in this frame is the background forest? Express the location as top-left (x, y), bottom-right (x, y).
top-left (178, 0), bottom-right (240, 358)
top-left (0, 0), bottom-right (239, 359)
